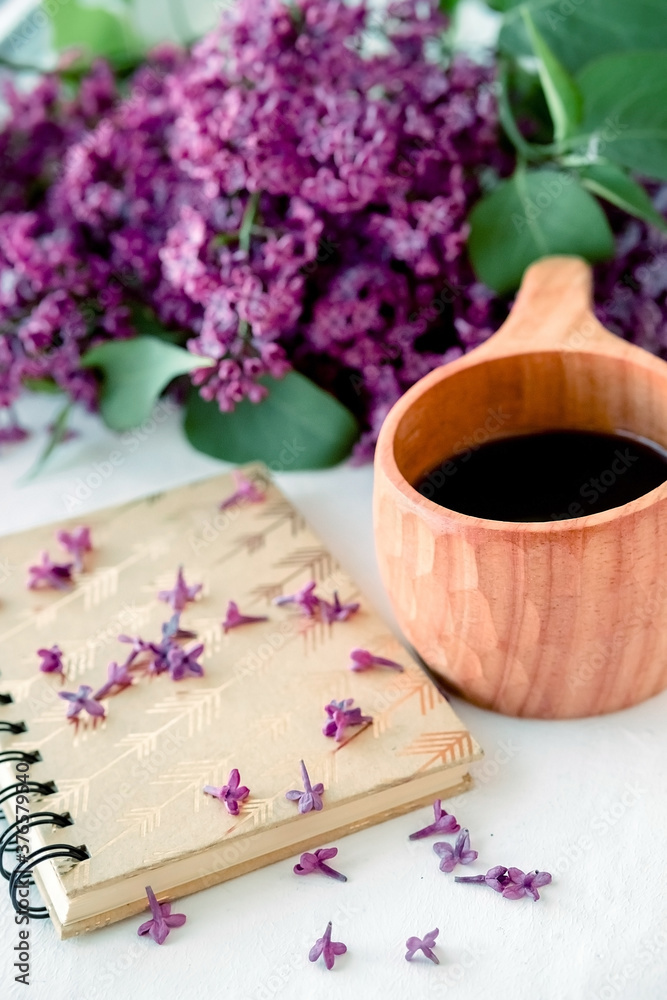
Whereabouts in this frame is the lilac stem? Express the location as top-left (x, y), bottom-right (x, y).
top-left (408, 824), bottom-right (437, 841)
top-left (454, 875), bottom-right (486, 883)
top-left (374, 656), bottom-right (404, 671)
top-left (299, 760), bottom-right (312, 794)
top-left (318, 863), bottom-right (347, 882)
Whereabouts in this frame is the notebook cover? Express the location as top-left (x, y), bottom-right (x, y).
top-left (0, 466), bottom-right (482, 936)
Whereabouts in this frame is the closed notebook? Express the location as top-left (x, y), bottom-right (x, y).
top-left (0, 466), bottom-right (482, 938)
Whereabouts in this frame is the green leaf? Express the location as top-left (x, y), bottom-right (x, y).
top-left (499, 0), bottom-right (667, 73)
top-left (467, 168), bottom-right (614, 294)
top-left (576, 162), bottom-right (667, 230)
top-left (184, 372), bottom-right (360, 470)
top-left (49, 1), bottom-right (143, 67)
top-left (522, 11), bottom-right (581, 143)
top-left (23, 377), bottom-right (62, 394)
top-left (19, 400), bottom-right (72, 484)
top-left (81, 336), bottom-right (212, 432)
top-left (576, 51), bottom-right (667, 182)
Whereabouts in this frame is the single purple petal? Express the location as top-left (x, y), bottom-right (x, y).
top-left (308, 941), bottom-right (324, 963)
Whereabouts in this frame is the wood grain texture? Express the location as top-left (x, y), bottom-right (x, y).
top-left (374, 256), bottom-right (667, 718)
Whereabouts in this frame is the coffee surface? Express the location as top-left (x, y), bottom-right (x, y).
top-left (414, 429), bottom-right (667, 521)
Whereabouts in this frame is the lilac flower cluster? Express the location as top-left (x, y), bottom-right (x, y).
top-left (27, 524), bottom-right (92, 590)
top-left (408, 799), bottom-right (552, 900)
top-left (2, 1), bottom-right (667, 460)
top-left (0, 0), bottom-right (509, 456)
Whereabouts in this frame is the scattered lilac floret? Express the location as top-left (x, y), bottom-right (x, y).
top-left (117, 632), bottom-right (154, 668)
top-left (93, 659), bottom-right (134, 700)
top-left (37, 644), bottom-right (65, 676)
top-left (294, 847), bottom-right (347, 881)
top-left (408, 800), bottom-right (460, 840)
top-left (322, 699), bottom-right (372, 742)
top-left (455, 866), bottom-right (552, 900)
top-left (285, 759), bottom-right (324, 813)
top-left (405, 928), bottom-right (440, 964)
top-left (120, 616), bottom-right (198, 675)
top-left (137, 886), bottom-right (186, 945)
top-left (349, 648), bottom-right (404, 672)
top-left (501, 868), bottom-right (553, 901)
top-left (219, 471), bottom-right (266, 510)
top-left (27, 551), bottom-right (74, 590)
top-left (166, 642), bottom-right (204, 681)
top-left (56, 525), bottom-right (92, 571)
top-left (0, 424), bottom-right (28, 445)
top-left (309, 921), bottom-right (347, 971)
top-left (158, 566), bottom-right (202, 613)
top-left (59, 684), bottom-right (105, 722)
top-left (203, 768), bottom-right (250, 815)
top-left (320, 592), bottom-right (360, 623)
top-left (273, 580), bottom-right (320, 617)
top-left (222, 600), bottom-right (268, 633)
top-left (433, 828), bottom-right (478, 873)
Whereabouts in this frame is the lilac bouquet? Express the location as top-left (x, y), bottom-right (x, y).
top-left (1, 0), bottom-right (665, 466)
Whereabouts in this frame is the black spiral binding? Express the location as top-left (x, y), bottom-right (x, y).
top-left (1, 690), bottom-right (89, 920)
top-left (10, 845), bottom-right (90, 919)
top-left (0, 811), bottom-right (73, 879)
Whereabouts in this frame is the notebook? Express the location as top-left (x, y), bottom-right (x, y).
top-left (0, 466), bottom-right (482, 938)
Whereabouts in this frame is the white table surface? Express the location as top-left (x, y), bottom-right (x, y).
top-left (1, 392), bottom-right (666, 1000)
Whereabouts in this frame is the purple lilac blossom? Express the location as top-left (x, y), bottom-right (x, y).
top-left (203, 768), bottom-right (250, 815)
top-left (433, 828), bottom-right (478, 873)
top-left (349, 647), bottom-right (404, 672)
top-left (408, 799), bottom-right (460, 840)
top-left (219, 471), bottom-right (266, 509)
top-left (56, 525), bottom-right (92, 570)
top-left (93, 659), bottom-right (135, 699)
top-left (308, 921), bottom-right (347, 970)
top-left (166, 642), bottom-right (205, 680)
top-left (58, 684), bottom-right (105, 721)
top-left (222, 599), bottom-right (268, 632)
top-left (158, 566), bottom-right (202, 612)
top-left (285, 759), bottom-right (324, 813)
top-left (27, 552), bottom-right (74, 590)
top-left (273, 580), bottom-right (321, 617)
top-left (293, 847), bottom-right (347, 881)
top-left (1, 2), bottom-right (665, 456)
top-left (405, 928), bottom-right (439, 964)
top-left (322, 698), bottom-right (372, 741)
top-left (137, 886), bottom-right (187, 944)
top-left (454, 866), bottom-right (552, 900)
top-left (37, 644), bottom-right (65, 675)
top-left (319, 592), bottom-right (360, 623)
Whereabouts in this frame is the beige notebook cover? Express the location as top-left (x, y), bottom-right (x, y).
top-left (0, 466), bottom-right (482, 938)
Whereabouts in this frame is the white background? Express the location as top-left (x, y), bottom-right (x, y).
top-left (0, 392), bottom-right (666, 1000)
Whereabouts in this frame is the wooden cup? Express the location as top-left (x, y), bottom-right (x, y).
top-left (373, 256), bottom-right (667, 718)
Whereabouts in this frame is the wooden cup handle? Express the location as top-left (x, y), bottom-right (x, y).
top-left (474, 255), bottom-right (624, 360)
